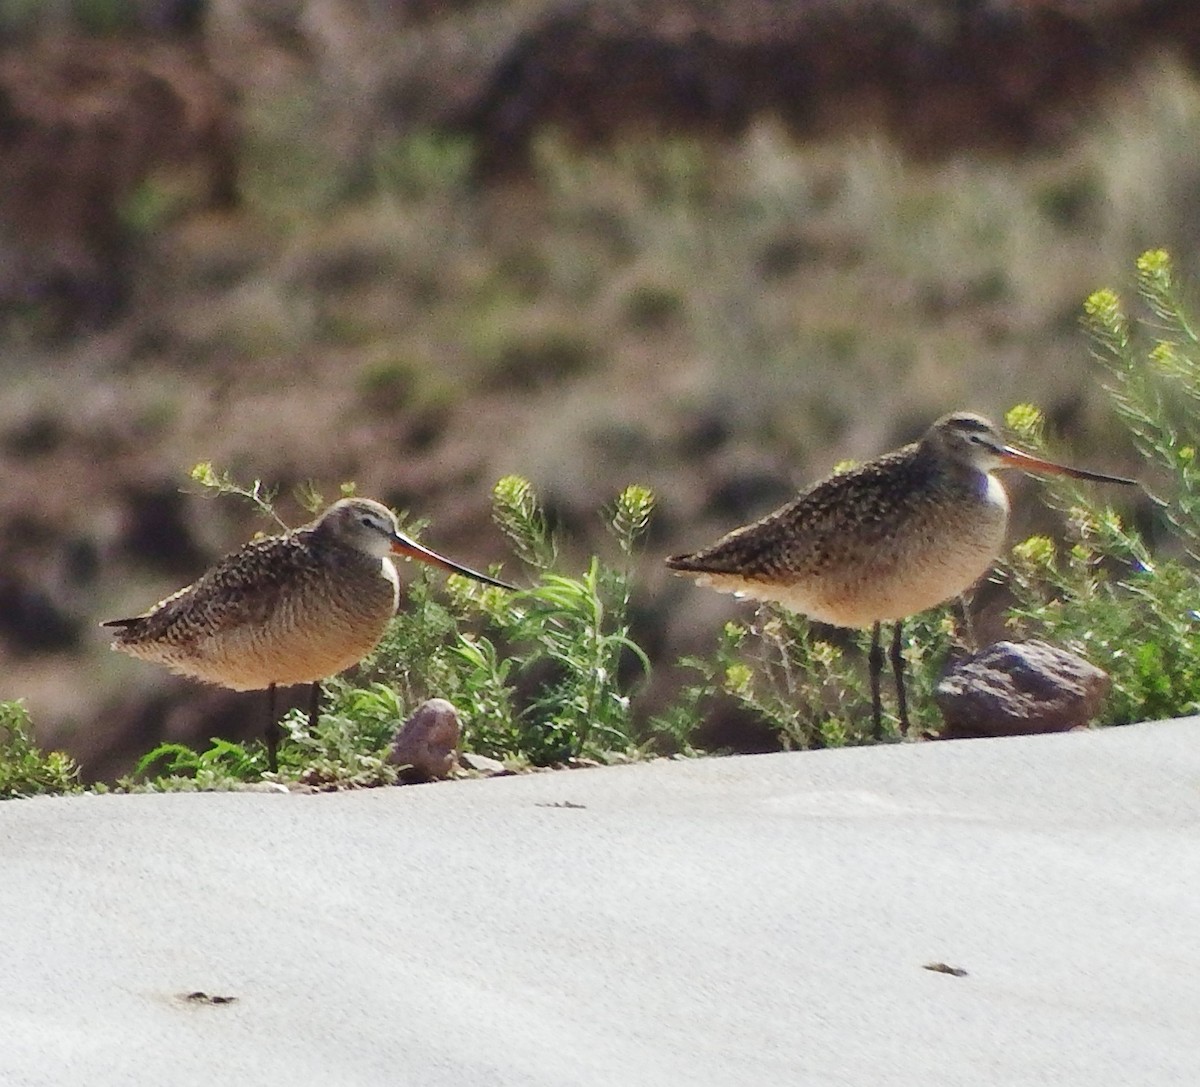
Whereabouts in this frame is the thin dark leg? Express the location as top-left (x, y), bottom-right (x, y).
top-left (958, 593), bottom-right (977, 649)
top-left (868, 620), bottom-right (884, 741)
top-left (890, 621), bottom-right (909, 737)
top-left (265, 682), bottom-right (280, 774)
top-left (307, 681), bottom-right (321, 730)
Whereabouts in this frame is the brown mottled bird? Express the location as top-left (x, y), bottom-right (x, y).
top-left (666, 412), bottom-right (1136, 737)
top-left (103, 497), bottom-right (514, 771)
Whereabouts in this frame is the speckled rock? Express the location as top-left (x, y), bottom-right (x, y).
top-left (935, 640), bottom-right (1110, 739)
top-left (388, 698), bottom-right (461, 781)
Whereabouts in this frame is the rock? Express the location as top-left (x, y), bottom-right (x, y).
top-left (388, 699), bottom-right (461, 782)
top-left (934, 640), bottom-right (1110, 740)
top-left (458, 751), bottom-right (509, 776)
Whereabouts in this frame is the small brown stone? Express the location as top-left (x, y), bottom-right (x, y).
top-left (935, 640), bottom-right (1111, 740)
top-left (387, 699), bottom-right (461, 781)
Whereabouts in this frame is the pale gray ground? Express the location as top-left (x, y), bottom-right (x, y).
top-left (3, 720), bottom-right (1199, 1086)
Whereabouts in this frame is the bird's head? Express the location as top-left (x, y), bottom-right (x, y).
top-left (927, 412), bottom-right (1136, 485)
top-left (318, 498), bottom-right (515, 589)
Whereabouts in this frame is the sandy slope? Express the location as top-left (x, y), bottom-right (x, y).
top-left (3, 721), bottom-right (1199, 1085)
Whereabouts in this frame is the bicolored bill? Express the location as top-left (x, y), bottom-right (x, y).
top-left (389, 531), bottom-right (516, 590)
top-left (998, 445), bottom-right (1138, 486)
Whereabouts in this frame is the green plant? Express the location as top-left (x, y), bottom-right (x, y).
top-left (622, 282), bottom-right (684, 330)
top-left (356, 356), bottom-right (421, 412)
top-left (119, 176), bottom-right (194, 235)
top-left (475, 323), bottom-right (597, 391)
top-left (128, 738), bottom-right (265, 791)
top-left (1008, 527), bottom-right (1200, 724)
top-left (70, 0), bottom-right (136, 34)
top-left (487, 480), bottom-right (654, 761)
top-left (1002, 250), bottom-right (1200, 724)
top-left (123, 685), bottom-right (405, 792)
top-left (359, 476), bottom-right (657, 765)
top-left (0, 700), bottom-right (80, 799)
top-left (1082, 250), bottom-right (1200, 542)
top-left (659, 599), bottom-right (962, 752)
top-left (188, 462), bottom-right (292, 529)
top-left (373, 132), bottom-right (474, 201)
top-left (277, 683), bottom-right (404, 787)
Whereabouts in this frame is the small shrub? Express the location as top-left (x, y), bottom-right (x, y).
top-left (623, 283), bottom-right (684, 330)
top-left (481, 326), bottom-right (597, 391)
top-left (1003, 249), bottom-right (1200, 724)
top-left (128, 738), bottom-right (264, 792)
top-left (189, 461), bottom-right (292, 529)
top-left (487, 480), bottom-right (653, 760)
top-left (357, 356), bottom-right (421, 413)
top-left (119, 176), bottom-right (194, 235)
top-left (373, 132), bottom-right (474, 200)
top-left (0, 701), bottom-right (79, 799)
top-left (658, 602), bottom-right (961, 752)
top-left (358, 476), bottom-right (656, 765)
top-left (278, 683), bottom-right (403, 788)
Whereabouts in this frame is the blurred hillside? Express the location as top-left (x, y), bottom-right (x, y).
top-left (3, 0), bottom-right (1200, 778)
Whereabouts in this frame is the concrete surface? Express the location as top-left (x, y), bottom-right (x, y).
top-left (3, 719), bottom-right (1199, 1086)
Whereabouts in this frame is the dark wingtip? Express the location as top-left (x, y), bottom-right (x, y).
top-left (100, 617), bottom-right (139, 629)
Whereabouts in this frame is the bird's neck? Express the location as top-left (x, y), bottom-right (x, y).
top-left (922, 444), bottom-right (1009, 512)
top-left (979, 470), bottom-right (1010, 512)
top-left (380, 556), bottom-right (400, 608)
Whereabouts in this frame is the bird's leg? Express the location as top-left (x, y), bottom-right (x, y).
top-left (890, 621), bottom-right (910, 736)
top-left (868, 621), bottom-right (884, 741)
top-left (307, 681), bottom-right (321, 730)
top-left (265, 682), bottom-right (280, 774)
top-left (958, 592), bottom-right (978, 649)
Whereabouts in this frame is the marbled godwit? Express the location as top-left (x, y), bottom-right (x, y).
top-left (103, 497), bottom-right (514, 771)
top-left (666, 412), bottom-right (1136, 738)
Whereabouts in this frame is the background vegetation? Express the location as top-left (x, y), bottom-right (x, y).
top-left (9, 243), bottom-right (1200, 793)
top-left (3, 2), bottom-right (1200, 783)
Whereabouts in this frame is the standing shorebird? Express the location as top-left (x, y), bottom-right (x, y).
top-left (666, 412), bottom-right (1137, 738)
top-left (103, 497), bottom-right (515, 771)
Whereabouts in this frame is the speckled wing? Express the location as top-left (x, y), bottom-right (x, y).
top-left (665, 445), bottom-right (1003, 627)
top-left (668, 449), bottom-right (927, 582)
top-left (103, 533), bottom-right (315, 649)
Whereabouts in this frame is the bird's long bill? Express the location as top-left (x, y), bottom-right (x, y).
top-left (389, 532), bottom-right (516, 590)
top-left (999, 445), bottom-right (1138, 486)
